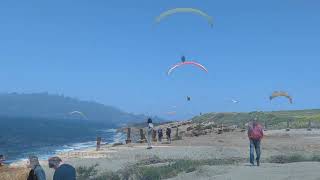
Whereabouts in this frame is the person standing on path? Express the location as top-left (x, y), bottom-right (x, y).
top-left (166, 127), bottom-right (172, 144)
top-left (247, 118), bottom-right (264, 166)
top-left (146, 118), bottom-right (154, 149)
top-left (158, 128), bottom-right (163, 143)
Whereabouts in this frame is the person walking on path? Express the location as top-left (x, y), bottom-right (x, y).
top-left (248, 118), bottom-right (264, 166)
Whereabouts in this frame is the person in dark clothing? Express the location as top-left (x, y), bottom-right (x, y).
top-left (96, 137), bottom-right (102, 151)
top-left (27, 156), bottom-right (46, 180)
top-left (0, 155), bottom-right (5, 166)
top-left (181, 55), bottom-right (186, 62)
top-left (166, 127), bottom-right (171, 143)
top-left (158, 128), bottom-right (163, 142)
top-left (48, 156), bottom-right (76, 180)
top-left (27, 169), bottom-right (37, 180)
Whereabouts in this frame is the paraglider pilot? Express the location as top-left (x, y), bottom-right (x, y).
top-left (181, 56), bottom-right (186, 63)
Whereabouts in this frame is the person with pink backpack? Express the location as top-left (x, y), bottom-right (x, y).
top-left (247, 118), bottom-right (264, 166)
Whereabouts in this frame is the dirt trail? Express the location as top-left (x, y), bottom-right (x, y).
top-left (169, 162), bottom-right (320, 180)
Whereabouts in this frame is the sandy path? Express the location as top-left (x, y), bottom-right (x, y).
top-left (169, 162), bottom-right (320, 180)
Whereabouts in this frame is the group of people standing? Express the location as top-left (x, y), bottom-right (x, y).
top-left (27, 156), bottom-right (76, 180)
top-left (146, 118), bottom-right (172, 149)
top-left (157, 126), bottom-right (172, 143)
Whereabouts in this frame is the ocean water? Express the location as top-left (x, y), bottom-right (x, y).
top-left (0, 128), bottom-right (126, 164)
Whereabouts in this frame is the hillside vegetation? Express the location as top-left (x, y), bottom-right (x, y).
top-left (191, 109), bottom-right (320, 129)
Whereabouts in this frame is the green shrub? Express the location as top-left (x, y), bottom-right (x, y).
top-left (310, 154), bottom-right (320, 162)
top-left (124, 158), bottom-right (244, 179)
top-left (95, 171), bottom-right (121, 180)
top-left (76, 163), bottom-right (99, 180)
top-left (268, 154), bottom-right (320, 164)
top-left (76, 157), bottom-right (245, 180)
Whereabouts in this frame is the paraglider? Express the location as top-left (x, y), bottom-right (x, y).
top-left (156, 8), bottom-right (213, 27)
top-left (187, 96), bottom-right (191, 101)
top-left (231, 99), bottom-right (239, 104)
top-left (167, 61), bottom-right (208, 75)
top-left (181, 56), bottom-right (186, 63)
top-left (69, 111), bottom-right (87, 119)
top-left (270, 91), bottom-right (293, 104)
top-left (270, 91), bottom-right (293, 131)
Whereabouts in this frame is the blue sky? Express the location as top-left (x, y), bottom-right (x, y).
top-left (0, 0), bottom-right (319, 119)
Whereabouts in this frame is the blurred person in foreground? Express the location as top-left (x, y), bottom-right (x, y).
top-left (0, 154), bottom-right (5, 166)
top-left (48, 156), bottom-right (76, 180)
top-left (27, 155), bottom-right (46, 180)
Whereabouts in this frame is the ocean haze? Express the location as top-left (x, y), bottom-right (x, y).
top-left (0, 92), bottom-right (163, 162)
top-left (0, 92), bottom-right (162, 125)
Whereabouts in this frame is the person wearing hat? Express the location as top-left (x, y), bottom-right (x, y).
top-left (48, 156), bottom-right (76, 180)
top-left (27, 155), bottom-right (46, 180)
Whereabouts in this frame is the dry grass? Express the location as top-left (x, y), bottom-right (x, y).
top-left (0, 166), bottom-right (29, 180)
top-left (268, 154), bottom-right (320, 164)
top-left (76, 157), bottom-right (245, 180)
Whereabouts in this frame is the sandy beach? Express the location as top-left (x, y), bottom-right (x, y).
top-left (2, 123), bottom-right (320, 180)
